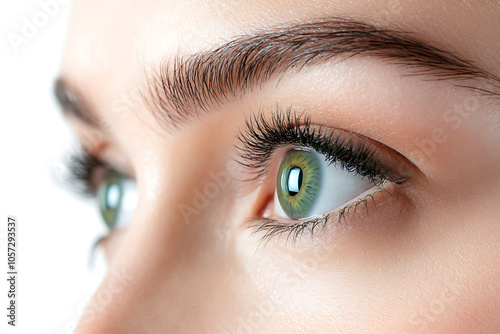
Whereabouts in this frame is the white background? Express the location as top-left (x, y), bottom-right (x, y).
top-left (0, 1), bottom-right (107, 333)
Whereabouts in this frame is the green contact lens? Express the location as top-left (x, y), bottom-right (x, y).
top-left (276, 149), bottom-right (322, 219)
top-left (97, 171), bottom-right (124, 229)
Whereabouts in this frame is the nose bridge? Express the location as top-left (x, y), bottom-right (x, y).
top-left (75, 142), bottom-right (243, 333)
top-left (75, 264), bottom-right (137, 332)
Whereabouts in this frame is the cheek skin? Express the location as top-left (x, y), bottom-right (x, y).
top-left (100, 229), bottom-right (127, 265)
top-left (75, 111), bottom-right (267, 333)
top-left (239, 192), bottom-right (500, 333)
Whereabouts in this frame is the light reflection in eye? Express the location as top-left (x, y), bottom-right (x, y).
top-left (106, 184), bottom-right (121, 208)
top-left (287, 167), bottom-right (302, 195)
top-left (97, 171), bottom-right (137, 230)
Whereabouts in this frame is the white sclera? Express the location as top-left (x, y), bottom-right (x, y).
top-left (309, 158), bottom-right (374, 217)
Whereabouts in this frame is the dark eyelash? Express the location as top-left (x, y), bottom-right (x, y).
top-left (236, 108), bottom-right (407, 184)
top-left (61, 151), bottom-right (129, 257)
top-left (250, 188), bottom-right (393, 246)
top-left (63, 152), bottom-right (113, 259)
top-left (63, 151), bottom-right (102, 197)
top-left (236, 108), bottom-right (407, 244)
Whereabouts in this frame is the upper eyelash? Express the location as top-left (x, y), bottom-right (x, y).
top-left (64, 151), bottom-right (102, 197)
top-left (235, 108), bottom-right (407, 184)
top-left (62, 152), bottom-right (111, 258)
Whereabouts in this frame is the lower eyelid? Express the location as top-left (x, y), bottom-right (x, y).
top-left (336, 183), bottom-right (396, 222)
top-left (249, 181), bottom-right (409, 244)
top-left (247, 149), bottom-right (416, 235)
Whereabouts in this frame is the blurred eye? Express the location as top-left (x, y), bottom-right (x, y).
top-left (275, 149), bottom-right (374, 220)
top-left (97, 171), bottom-right (137, 230)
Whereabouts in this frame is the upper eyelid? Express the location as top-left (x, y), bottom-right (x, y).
top-left (235, 109), bottom-right (413, 184)
top-left (64, 151), bottom-right (133, 198)
top-left (63, 152), bottom-right (102, 197)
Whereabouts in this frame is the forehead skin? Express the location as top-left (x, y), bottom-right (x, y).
top-left (61, 0), bottom-right (500, 117)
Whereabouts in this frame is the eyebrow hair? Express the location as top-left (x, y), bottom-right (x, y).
top-left (56, 17), bottom-right (499, 129)
top-left (54, 78), bottom-right (100, 126)
top-left (146, 17), bottom-right (499, 127)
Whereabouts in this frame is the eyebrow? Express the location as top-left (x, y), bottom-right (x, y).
top-left (54, 78), bottom-right (99, 126)
top-left (56, 17), bottom-right (500, 128)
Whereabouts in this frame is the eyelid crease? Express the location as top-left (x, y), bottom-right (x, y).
top-left (235, 108), bottom-right (412, 185)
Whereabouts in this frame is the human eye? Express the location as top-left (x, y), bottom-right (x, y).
top-left (275, 148), bottom-right (374, 220)
top-left (236, 110), bottom-right (415, 242)
top-left (65, 152), bottom-right (137, 231)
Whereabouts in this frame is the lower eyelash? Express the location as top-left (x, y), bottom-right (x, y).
top-left (250, 215), bottom-right (331, 246)
top-left (249, 181), bottom-right (395, 246)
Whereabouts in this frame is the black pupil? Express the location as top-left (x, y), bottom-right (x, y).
top-left (288, 166), bottom-right (303, 196)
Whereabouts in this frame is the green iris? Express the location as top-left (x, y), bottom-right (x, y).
top-left (97, 171), bottom-right (124, 229)
top-left (276, 149), bottom-right (322, 219)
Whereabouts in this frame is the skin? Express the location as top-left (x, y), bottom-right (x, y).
top-left (59, 0), bottom-right (500, 333)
